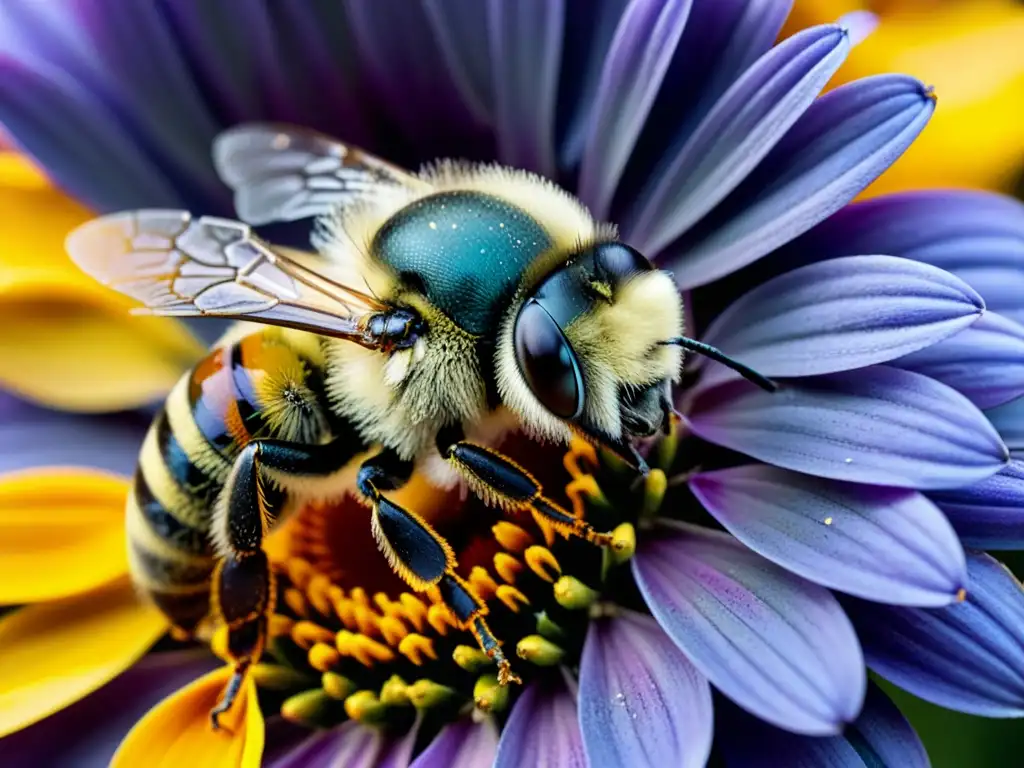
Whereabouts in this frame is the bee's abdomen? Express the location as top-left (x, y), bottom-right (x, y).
top-left (127, 329), bottom-right (333, 633)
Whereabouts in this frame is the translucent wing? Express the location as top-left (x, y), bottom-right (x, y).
top-left (212, 123), bottom-right (429, 225)
top-left (66, 209), bottom-right (387, 339)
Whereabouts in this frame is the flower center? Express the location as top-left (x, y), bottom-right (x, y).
top-left (250, 434), bottom-right (681, 730)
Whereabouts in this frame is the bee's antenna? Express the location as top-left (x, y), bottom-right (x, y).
top-left (660, 336), bottom-right (776, 392)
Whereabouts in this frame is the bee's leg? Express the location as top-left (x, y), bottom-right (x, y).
top-left (209, 438), bottom-right (358, 728)
top-left (356, 450), bottom-right (521, 685)
top-left (440, 434), bottom-right (613, 548)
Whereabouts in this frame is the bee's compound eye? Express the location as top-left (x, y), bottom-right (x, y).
top-left (594, 242), bottom-right (652, 281)
top-left (513, 300), bottom-right (584, 419)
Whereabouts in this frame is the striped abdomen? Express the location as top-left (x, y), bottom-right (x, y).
top-left (126, 329), bottom-right (333, 632)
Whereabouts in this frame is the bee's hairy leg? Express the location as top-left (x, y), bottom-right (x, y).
top-left (440, 433), bottom-right (613, 548)
top-left (209, 437), bottom-right (356, 728)
top-left (356, 449), bottom-right (521, 685)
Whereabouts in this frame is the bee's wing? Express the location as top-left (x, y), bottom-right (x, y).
top-left (66, 209), bottom-right (386, 339)
top-left (212, 123), bottom-right (429, 225)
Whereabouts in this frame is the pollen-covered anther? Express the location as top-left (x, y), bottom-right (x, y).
top-left (494, 552), bottom-right (524, 584)
top-left (379, 614), bottom-right (410, 645)
top-left (380, 674), bottom-right (411, 706)
top-left (305, 573), bottom-right (335, 616)
top-left (492, 521), bottom-right (536, 553)
top-left (336, 629), bottom-right (395, 666)
top-left (251, 662), bottom-right (310, 691)
top-left (453, 644), bottom-right (492, 673)
top-left (285, 556), bottom-right (316, 590)
top-left (474, 673), bottom-right (510, 713)
top-left (281, 688), bottom-right (335, 727)
top-left (283, 587), bottom-right (309, 617)
top-left (291, 620), bottom-right (335, 649)
top-left (524, 545), bottom-right (561, 582)
top-left (354, 603), bottom-right (382, 637)
top-left (609, 522), bottom-right (637, 564)
top-left (496, 584), bottom-right (530, 613)
top-left (269, 613), bottom-right (295, 638)
top-left (517, 634), bottom-right (565, 666)
top-left (344, 690), bottom-right (390, 724)
top-left (395, 593), bottom-right (426, 629)
top-left (641, 468), bottom-right (668, 520)
top-left (564, 438), bottom-right (599, 478)
top-left (407, 679), bottom-right (458, 709)
top-left (427, 602), bottom-right (456, 635)
top-left (565, 475), bottom-right (607, 519)
top-left (398, 633), bottom-right (438, 665)
top-left (322, 671), bottom-right (356, 700)
top-left (553, 575), bottom-right (598, 610)
top-left (468, 565), bottom-right (500, 599)
top-left (308, 641), bottom-right (341, 672)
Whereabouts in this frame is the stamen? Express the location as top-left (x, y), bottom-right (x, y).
top-left (344, 690), bottom-right (388, 724)
top-left (380, 675), bottom-right (411, 706)
top-left (496, 584), bottom-right (530, 613)
top-left (291, 620), bottom-right (334, 649)
top-left (453, 644), bottom-right (492, 673)
top-left (553, 575), bottom-right (598, 610)
top-left (468, 565), bottom-right (499, 599)
top-left (321, 672), bottom-right (356, 700)
top-left (281, 689), bottom-right (335, 727)
top-left (427, 603), bottom-right (456, 635)
top-left (474, 674), bottom-right (510, 713)
top-left (492, 521), bottom-right (536, 553)
top-left (407, 679), bottom-right (458, 709)
top-left (516, 635), bottom-right (564, 666)
top-left (524, 546), bottom-right (561, 582)
top-left (493, 553), bottom-right (523, 584)
top-left (308, 642), bottom-right (340, 672)
top-left (398, 633), bottom-right (437, 665)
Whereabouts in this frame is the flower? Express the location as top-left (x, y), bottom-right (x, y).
top-left (1, 2), bottom-right (1023, 767)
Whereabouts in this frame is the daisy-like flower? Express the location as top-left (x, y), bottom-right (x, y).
top-left (2, 2), bottom-right (1024, 767)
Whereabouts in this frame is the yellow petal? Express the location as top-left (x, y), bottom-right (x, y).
top-left (0, 152), bottom-right (205, 411)
top-left (0, 577), bottom-right (167, 737)
top-left (0, 469), bottom-right (130, 604)
top-left (112, 667), bottom-right (265, 768)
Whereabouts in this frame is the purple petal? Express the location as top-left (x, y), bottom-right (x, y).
top-left (495, 674), bottom-right (585, 768)
top-left (779, 191), bottom-right (1024, 325)
top-left (664, 75), bottom-right (934, 288)
top-left (346, 1), bottom-right (480, 157)
top-left (422, 0), bottom-right (494, 125)
top-left (0, 392), bottom-right (148, 477)
top-left (271, 720), bottom-right (393, 768)
top-left (929, 460), bottom-right (1024, 550)
top-left (615, 0), bottom-right (793, 220)
top-left (487, 0), bottom-right (564, 176)
top-left (576, 0), bottom-right (692, 219)
top-left (2, 650), bottom-right (216, 767)
top-left (629, 23), bottom-right (849, 255)
top-left (411, 718), bottom-right (499, 768)
top-left (895, 311), bottom-right (1024, 409)
top-left (633, 522), bottom-right (865, 735)
top-left (718, 682), bottom-right (928, 768)
top-left (578, 611), bottom-right (713, 768)
top-left (986, 397), bottom-right (1024, 452)
top-left (0, 56), bottom-right (181, 211)
top-left (688, 366), bottom-right (1009, 489)
top-left (690, 464), bottom-right (966, 606)
top-left (698, 255), bottom-right (984, 386)
top-left (556, 0), bottom-right (630, 170)
top-left (846, 552), bottom-right (1024, 717)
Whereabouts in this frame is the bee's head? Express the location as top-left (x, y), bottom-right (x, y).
top-left (499, 241), bottom-right (775, 470)
top-left (498, 241), bottom-right (685, 467)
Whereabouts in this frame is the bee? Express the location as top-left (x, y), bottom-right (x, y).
top-left (66, 124), bottom-right (774, 726)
